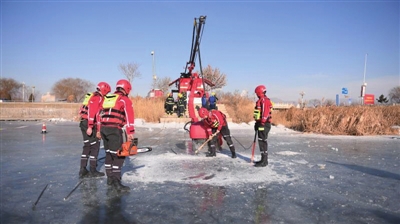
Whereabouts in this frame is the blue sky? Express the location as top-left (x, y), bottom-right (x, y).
top-left (2, 1), bottom-right (399, 102)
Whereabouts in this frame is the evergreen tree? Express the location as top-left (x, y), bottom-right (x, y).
top-left (377, 94), bottom-right (389, 104)
top-left (28, 93), bottom-right (35, 102)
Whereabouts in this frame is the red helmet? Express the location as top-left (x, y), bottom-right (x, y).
top-left (116, 79), bottom-right (132, 95)
top-left (97, 82), bottom-right (111, 96)
top-left (255, 85), bottom-right (266, 97)
top-left (198, 107), bottom-right (209, 118)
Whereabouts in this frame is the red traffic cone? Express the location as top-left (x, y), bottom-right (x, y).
top-left (41, 123), bottom-right (47, 134)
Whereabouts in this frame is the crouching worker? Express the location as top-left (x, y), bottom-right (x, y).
top-left (198, 107), bottom-right (236, 158)
top-left (100, 79), bottom-right (135, 192)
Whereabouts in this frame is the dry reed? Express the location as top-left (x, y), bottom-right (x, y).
top-left (218, 92), bottom-right (254, 123)
top-left (130, 96), bottom-right (165, 123)
top-left (2, 97), bottom-right (399, 136)
top-left (272, 105), bottom-right (400, 135)
top-left (126, 95), bottom-right (400, 136)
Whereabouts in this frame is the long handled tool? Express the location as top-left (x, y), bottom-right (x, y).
top-left (194, 138), bottom-right (213, 155)
top-left (250, 130), bottom-right (257, 163)
top-left (63, 180), bottom-right (83, 201)
top-left (32, 183), bottom-right (48, 209)
top-left (195, 131), bottom-right (219, 154)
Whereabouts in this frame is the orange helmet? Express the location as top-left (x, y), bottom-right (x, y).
top-left (97, 82), bottom-right (111, 96)
top-left (198, 107), bottom-right (209, 118)
top-left (116, 79), bottom-right (132, 95)
top-left (255, 85), bottom-right (266, 97)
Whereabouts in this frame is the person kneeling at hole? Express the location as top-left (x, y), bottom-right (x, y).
top-left (198, 107), bottom-right (236, 158)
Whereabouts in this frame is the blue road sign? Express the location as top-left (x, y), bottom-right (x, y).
top-left (342, 88), bottom-right (348, 95)
top-left (336, 94), bottom-right (339, 106)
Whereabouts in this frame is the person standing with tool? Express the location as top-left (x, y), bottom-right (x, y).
top-left (253, 85), bottom-right (273, 167)
top-left (78, 82), bottom-right (111, 178)
top-left (100, 79), bottom-right (134, 192)
top-left (198, 107), bottom-right (236, 158)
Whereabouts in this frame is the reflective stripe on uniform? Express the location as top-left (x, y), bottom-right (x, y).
top-left (106, 149), bottom-right (117, 154)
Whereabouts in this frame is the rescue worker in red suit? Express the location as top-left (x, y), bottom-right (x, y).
top-left (100, 79), bottom-right (134, 192)
top-left (253, 85), bottom-right (272, 167)
top-left (198, 107), bottom-right (236, 158)
top-left (78, 82), bottom-right (111, 178)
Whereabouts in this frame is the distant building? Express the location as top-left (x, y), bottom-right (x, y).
top-left (148, 89), bottom-right (163, 98)
top-left (41, 92), bottom-right (56, 102)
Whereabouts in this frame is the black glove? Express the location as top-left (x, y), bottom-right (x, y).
top-left (254, 123), bottom-right (259, 131)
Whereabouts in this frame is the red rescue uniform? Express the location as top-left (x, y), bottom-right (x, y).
top-left (100, 91), bottom-right (135, 183)
top-left (78, 91), bottom-right (104, 177)
top-left (254, 95), bottom-right (272, 166)
top-left (202, 109), bottom-right (236, 158)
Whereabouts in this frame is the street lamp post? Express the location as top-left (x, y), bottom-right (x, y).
top-left (300, 91), bottom-right (305, 108)
top-left (361, 54), bottom-right (368, 105)
top-left (151, 51), bottom-right (156, 79)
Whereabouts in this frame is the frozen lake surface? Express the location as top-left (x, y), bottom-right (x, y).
top-left (1, 120), bottom-right (399, 223)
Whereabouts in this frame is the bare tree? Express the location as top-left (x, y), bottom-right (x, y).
top-left (308, 99), bottom-right (322, 108)
top-left (51, 78), bottom-right (93, 102)
top-left (200, 65), bottom-right (227, 91)
top-left (323, 99), bottom-right (335, 107)
top-left (119, 62), bottom-right (142, 94)
top-left (388, 86), bottom-right (400, 103)
top-left (24, 85), bottom-right (40, 102)
top-left (0, 78), bottom-right (22, 101)
top-left (154, 77), bottom-right (172, 94)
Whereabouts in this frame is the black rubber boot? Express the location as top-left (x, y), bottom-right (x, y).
top-left (206, 152), bottom-right (216, 157)
top-left (90, 168), bottom-right (105, 177)
top-left (254, 157), bottom-right (262, 166)
top-left (107, 177), bottom-right (114, 185)
top-left (112, 180), bottom-right (130, 192)
top-left (230, 146), bottom-right (237, 159)
top-left (206, 147), bottom-right (216, 157)
top-left (254, 153), bottom-right (268, 167)
top-left (79, 167), bottom-right (89, 178)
